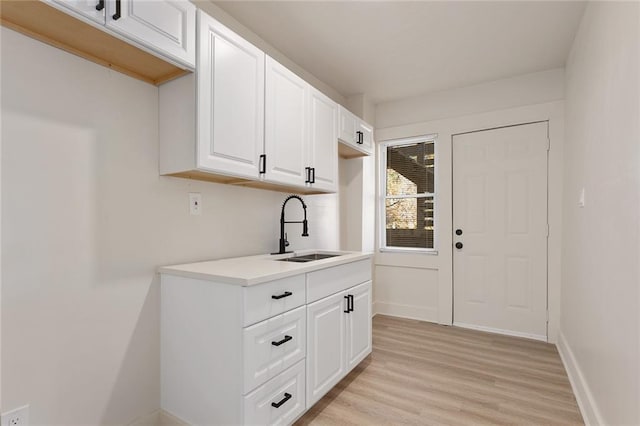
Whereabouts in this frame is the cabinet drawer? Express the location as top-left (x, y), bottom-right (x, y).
top-left (243, 306), bottom-right (306, 393)
top-left (243, 360), bottom-right (306, 426)
top-left (243, 275), bottom-right (306, 326)
top-left (307, 259), bottom-right (371, 303)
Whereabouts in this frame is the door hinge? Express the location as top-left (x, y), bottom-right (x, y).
top-left (546, 310), bottom-right (550, 322)
top-left (546, 223), bottom-right (550, 237)
top-left (546, 137), bottom-right (551, 151)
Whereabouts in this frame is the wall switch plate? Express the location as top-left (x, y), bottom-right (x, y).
top-left (1, 405), bottom-right (29, 426)
top-left (189, 192), bottom-right (202, 215)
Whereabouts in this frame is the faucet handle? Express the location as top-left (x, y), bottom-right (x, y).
top-left (284, 232), bottom-right (290, 247)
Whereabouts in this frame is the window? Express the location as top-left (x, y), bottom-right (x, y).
top-left (380, 135), bottom-right (436, 252)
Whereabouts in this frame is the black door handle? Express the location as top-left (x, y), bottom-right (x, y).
top-left (112, 0), bottom-right (121, 20)
top-left (259, 154), bottom-right (266, 174)
top-left (455, 229), bottom-right (463, 236)
top-left (95, 0), bottom-right (104, 11)
top-left (349, 294), bottom-right (354, 312)
top-left (271, 335), bottom-right (292, 346)
top-left (271, 393), bottom-right (292, 408)
top-left (455, 242), bottom-right (463, 249)
top-left (310, 167), bottom-right (316, 184)
top-left (271, 291), bottom-right (292, 300)
top-left (305, 167), bottom-right (311, 183)
top-left (344, 295), bottom-right (350, 313)
top-left (356, 131), bottom-right (363, 144)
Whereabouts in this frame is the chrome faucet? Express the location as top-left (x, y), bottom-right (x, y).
top-left (273, 195), bottom-right (309, 254)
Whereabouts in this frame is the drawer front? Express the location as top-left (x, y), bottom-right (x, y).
top-left (243, 306), bottom-right (306, 393)
top-left (244, 275), bottom-right (306, 326)
top-left (243, 360), bottom-right (305, 426)
top-left (307, 259), bottom-right (372, 303)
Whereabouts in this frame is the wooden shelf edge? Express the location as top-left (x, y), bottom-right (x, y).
top-left (164, 170), bottom-right (334, 195)
top-left (339, 142), bottom-right (372, 159)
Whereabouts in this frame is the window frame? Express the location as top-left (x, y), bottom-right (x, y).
top-left (378, 134), bottom-right (438, 254)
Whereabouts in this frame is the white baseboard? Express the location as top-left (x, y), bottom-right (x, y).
top-left (556, 331), bottom-right (603, 426)
top-left (129, 409), bottom-right (188, 426)
top-left (453, 322), bottom-right (547, 342)
top-left (374, 301), bottom-right (438, 322)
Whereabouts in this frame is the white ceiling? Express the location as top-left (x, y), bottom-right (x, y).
top-left (214, 1), bottom-right (586, 104)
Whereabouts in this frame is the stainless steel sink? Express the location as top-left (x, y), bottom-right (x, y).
top-left (277, 253), bottom-right (342, 263)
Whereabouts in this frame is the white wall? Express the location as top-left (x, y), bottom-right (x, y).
top-left (376, 68), bottom-right (565, 128)
top-left (558, 2), bottom-right (640, 425)
top-left (0, 27), bottom-right (333, 424)
top-left (374, 74), bottom-right (565, 342)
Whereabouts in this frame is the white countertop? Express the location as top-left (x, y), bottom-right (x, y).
top-left (158, 250), bottom-right (373, 286)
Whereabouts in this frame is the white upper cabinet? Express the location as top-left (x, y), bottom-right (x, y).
top-left (49, 0), bottom-right (106, 24)
top-left (308, 86), bottom-right (338, 192)
top-left (264, 56), bottom-right (308, 187)
top-left (338, 106), bottom-right (358, 145)
top-left (105, 0), bottom-right (196, 68)
top-left (197, 10), bottom-right (265, 179)
top-left (338, 105), bottom-right (373, 157)
top-left (46, 0), bottom-right (195, 69)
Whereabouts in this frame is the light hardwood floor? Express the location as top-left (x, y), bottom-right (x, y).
top-left (296, 315), bottom-right (583, 425)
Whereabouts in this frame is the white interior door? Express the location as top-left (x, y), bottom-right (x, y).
top-left (453, 122), bottom-right (549, 341)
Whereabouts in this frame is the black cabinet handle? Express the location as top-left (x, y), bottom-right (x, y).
top-left (271, 291), bottom-right (292, 300)
top-left (344, 295), bottom-right (350, 313)
top-left (356, 131), bottom-right (363, 145)
top-left (271, 393), bottom-right (292, 408)
top-left (310, 167), bottom-right (315, 184)
top-left (455, 242), bottom-right (463, 249)
top-left (349, 294), bottom-right (354, 312)
top-left (259, 154), bottom-right (266, 174)
top-left (305, 167), bottom-right (311, 183)
top-left (271, 335), bottom-right (292, 346)
top-left (95, 0), bottom-right (105, 11)
top-left (112, 0), bottom-right (121, 20)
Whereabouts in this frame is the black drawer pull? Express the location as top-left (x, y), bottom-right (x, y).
top-left (271, 335), bottom-right (292, 347)
top-left (95, 0), bottom-right (104, 11)
top-left (271, 392), bottom-right (292, 408)
top-left (272, 291), bottom-right (292, 300)
top-left (344, 295), bottom-right (350, 313)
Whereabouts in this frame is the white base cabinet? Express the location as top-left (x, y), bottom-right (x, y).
top-left (160, 256), bottom-right (372, 425)
top-left (306, 281), bottom-right (372, 407)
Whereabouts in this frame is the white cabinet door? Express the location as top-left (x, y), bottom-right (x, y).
top-left (49, 0), bottom-right (106, 25)
top-left (306, 291), bottom-right (347, 407)
top-left (358, 120), bottom-right (374, 155)
top-left (346, 281), bottom-right (372, 370)
top-left (308, 87), bottom-right (338, 192)
top-left (338, 105), bottom-right (358, 145)
top-left (197, 11), bottom-right (265, 179)
top-left (105, 0), bottom-right (195, 67)
top-left (264, 56), bottom-right (308, 187)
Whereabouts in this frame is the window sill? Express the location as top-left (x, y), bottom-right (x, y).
top-left (378, 247), bottom-right (439, 255)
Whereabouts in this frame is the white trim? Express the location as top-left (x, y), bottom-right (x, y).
top-left (453, 322), bottom-right (547, 342)
top-left (375, 302), bottom-right (439, 323)
top-left (378, 134), bottom-right (438, 253)
top-left (556, 331), bottom-right (604, 426)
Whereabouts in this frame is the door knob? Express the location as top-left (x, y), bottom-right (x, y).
top-left (455, 242), bottom-right (463, 249)
top-left (455, 229), bottom-right (463, 236)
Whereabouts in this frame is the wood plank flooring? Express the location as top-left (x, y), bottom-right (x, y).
top-left (296, 315), bottom-right (583, 425)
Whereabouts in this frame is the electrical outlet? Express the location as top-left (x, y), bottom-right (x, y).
top-left (189, 192), bottom-right (202, 215)
top-left (1, 405), bottom-right (29, 426)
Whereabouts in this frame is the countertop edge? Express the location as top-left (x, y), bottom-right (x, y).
top-left (158, 251), bottom-right (373, 286)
